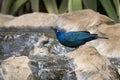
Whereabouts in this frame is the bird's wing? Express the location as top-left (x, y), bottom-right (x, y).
top-left (64, 31), bottom-right (91, 42)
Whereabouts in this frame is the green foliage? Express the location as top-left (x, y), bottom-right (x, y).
top-left (83, 0), bottom-right (97, 11)
top-left (113, 0), bottom-right (120, 22)
top-left (43, 0), bottom-right (58, 14)
top-left (59, 0), bottom-right (68, 13)
top-left (0, 0), bottom-right (119, 22)
top-left (68, 0), bottom-right (82, 12)
top-left (1, 0), bottom-right (13, 14)
top-left (100, 0), bottom-right (118, 22)
top-left (30, 0), bottom-right (39, 12)
top-left (10, 0), bottom-right (28, 14)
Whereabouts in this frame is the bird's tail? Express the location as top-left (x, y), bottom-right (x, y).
top-left (97, 36), bottom-right (108, 39)
top-left (91, 34), bottom-right (108, 39)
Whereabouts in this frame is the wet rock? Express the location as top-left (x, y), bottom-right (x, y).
top-left (56, 9), bottom-right (113, 32)
top-left (4, 12), bottom-right (58, 28)
top-left (29, 54), bottom-right (77, 80)
top-left (1, 56), bottom-right (34, 80)
top-left (0, 14), bottom-right (14, 26)
top-left (67, 45), bottom-right (120, 80)
top-left (0, 65), bottom-right (4, 80)
top-left (0, 33), bottom-right (41, 59)
top-left (29, 34), bottom-right (50, 60)
top-left (29, 35), bottom-right (77, 80)
top-left (29, 43), bottom-right (120, 80)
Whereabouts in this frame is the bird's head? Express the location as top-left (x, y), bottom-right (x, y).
top-left (51, 27), bottom-right (60, 33)
top-left (51, 26), bottom-right (65, 36)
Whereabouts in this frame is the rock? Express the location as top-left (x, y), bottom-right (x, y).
top-left (2, 9), bottom-right (113, 33)
top-left (4, 12), bottom-right (58, 28)
top-left (88, 23), bottom-right (120, 58)
top-left (1, 56), bottom-right (34, 80)
top-left (0, 65), bottom-right (4, 80)
top-left (56, 9), bottom-right (113, 32)
top-left (3, 9), bottom-right (113, 32)
top-left (29, 34), bottom-right (51, 60)
top-left (67, 45), bottom-right (120, 80)
top-left (29, 54), bottom-right (77, 80)
top-left (0, 14), bottom-right (14, 26)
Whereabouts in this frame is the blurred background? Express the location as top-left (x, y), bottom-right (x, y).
top-left (0, 0), bottom-right (119, 22)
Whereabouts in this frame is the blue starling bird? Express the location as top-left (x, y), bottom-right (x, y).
top-left (51, 27), bottom-right (108, 48)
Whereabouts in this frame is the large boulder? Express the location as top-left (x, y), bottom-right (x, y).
top-left (1, 56), bottom-right (34, 80)
top-left (88, 23), bottom-right (120, 57)
top-left (56, 9), bottom-right (113, 32)
top-left (67, 45), bottom-right (120, 80)
top-left (4, 12), bottom-right (58, 29)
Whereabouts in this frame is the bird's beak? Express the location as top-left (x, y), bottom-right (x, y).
top-left (50, 27), bottom-right (55, 30)
top-left (50, 27), bottom-right (57, 31)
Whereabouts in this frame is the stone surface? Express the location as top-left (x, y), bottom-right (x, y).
top-left (88, 23), bottom-right (120, 58)
top-left (29, 54), bottom-right (77, 80)
top-left (1, 56), bottom-right (34, 80)
top-left (0, 14), bottom-right (14, 26)
top-left (0, 9), bottom-right (113, 33)
top-left (4, 12), bottom-right (58, 28)
top-left (0, 65), bottom-right (4, 80)
top-left (2, 9), bottom-right (113, 32)
top-left (56, 9), bottom-right (113, 33)
top-left (29, 34), bottom-right (51, 60)
top-left (67, 45), bottom-right (120, 80)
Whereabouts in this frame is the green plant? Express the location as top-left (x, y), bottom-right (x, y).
top-left (67, 0), bottom-right (120, 22)
top-left (99, 0), bottom-right (119, 22)
top-left (69, 0), bottom-right (120, 22)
